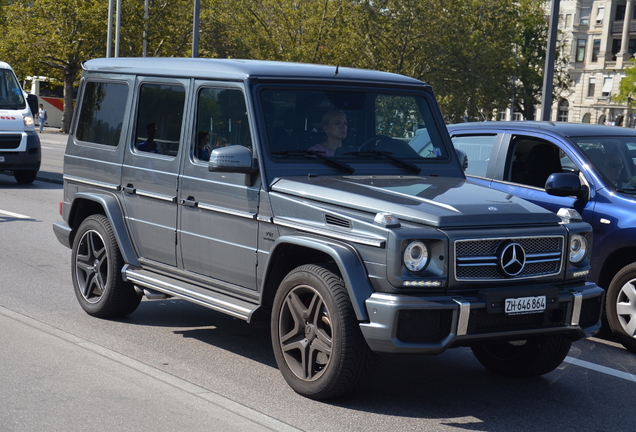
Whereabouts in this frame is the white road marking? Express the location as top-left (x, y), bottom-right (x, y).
top-left (564, 356), bottom-right (636, 382)
top-left (0, 209), bottom-right (31, 219)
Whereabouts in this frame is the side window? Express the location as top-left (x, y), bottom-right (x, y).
top-left (509, 138), bottom-right (566, 188)
top-left (76, 81), bottom-right (128, 146)
top-left (134, 83), bottom-right (185, 157)
top-left (451, 134), bottom-right (497, 177)
top-left (194, 87), bottom-right (252, 162)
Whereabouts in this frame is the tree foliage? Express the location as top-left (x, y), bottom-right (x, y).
top-left (615, 59), bottom-right (636, 104)
top-left (0, 0), bottom-right (571, 128)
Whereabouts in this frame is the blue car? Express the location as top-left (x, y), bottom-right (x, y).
top-left (448, 121), bottom-right (636, 352)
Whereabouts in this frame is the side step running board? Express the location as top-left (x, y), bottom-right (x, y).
top-left (123, 266), bottom-right (259, 321)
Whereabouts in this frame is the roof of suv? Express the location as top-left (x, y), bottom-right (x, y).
top-left (448, 121), bottom-right (636, 138)
top-left (83, 57), bottom-right (428, 88)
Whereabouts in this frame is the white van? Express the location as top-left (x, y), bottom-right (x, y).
top-left (0, 61), bottom-right (40, 184)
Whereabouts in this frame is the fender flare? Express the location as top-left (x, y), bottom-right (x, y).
top-left (265, 235), bottom-right (374, 321)
top-left (70, 191), bottom-right (140, 267)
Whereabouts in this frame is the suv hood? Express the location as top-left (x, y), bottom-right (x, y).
top-left (270, 176), bottom-right (561, 228)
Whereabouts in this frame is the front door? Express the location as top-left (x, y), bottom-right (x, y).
top-left (177, 83), bottom-right (260, 289)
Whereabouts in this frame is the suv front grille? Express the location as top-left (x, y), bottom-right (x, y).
top-left (455, 236), bottom-right (563, 281)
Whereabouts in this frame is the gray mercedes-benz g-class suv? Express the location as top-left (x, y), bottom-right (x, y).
top-left (53, 58), bottom-right (604, 400)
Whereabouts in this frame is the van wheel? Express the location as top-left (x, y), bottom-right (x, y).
top-left (271, 264), bottom-right (374, 400)
top-left (606, 263), bottom-right (636, 353)
top-left (471, 335), bottom-right (571, 377)
top-left (14, 170), bottom-right (37, 184)
top-left (71, 214), bottom-right (141, 318)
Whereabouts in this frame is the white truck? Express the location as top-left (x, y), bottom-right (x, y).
top-left (0, 61), bottom-right (40, 184)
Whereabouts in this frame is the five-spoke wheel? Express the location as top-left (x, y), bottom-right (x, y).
top-left (71, 215), bottom-right (141, 318)
top-left (271, 264), bottom-right (373, 400)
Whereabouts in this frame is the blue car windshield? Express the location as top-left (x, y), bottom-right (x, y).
top-left (259, 87), bottom-right (449, 165)
top-left (571, 137), bottom-right (636, 191)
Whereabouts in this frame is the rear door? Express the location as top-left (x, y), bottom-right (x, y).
top-left (121, 78), bottom-right (189, 267)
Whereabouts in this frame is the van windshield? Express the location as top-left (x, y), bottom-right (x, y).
top-left (259, 87), bottom-right (449, 166)
top-left (0, 69), bottom-right (25, 110)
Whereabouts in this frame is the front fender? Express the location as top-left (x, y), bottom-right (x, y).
top-left (70, 191), bottom-right (140, 267)
top-left (265, 235), bottom-right (374, 321)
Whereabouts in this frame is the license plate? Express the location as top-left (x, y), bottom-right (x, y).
top-left (505, 296), bottom-right (546, 315)
top-left (0, 156), bottom-right (4, 162)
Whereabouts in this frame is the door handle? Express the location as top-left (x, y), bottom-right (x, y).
top-left (122, 184), bottom-right (136, 194)
top-left (180, 196), bottom-right (198, 208)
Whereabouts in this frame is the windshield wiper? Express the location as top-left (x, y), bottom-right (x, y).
top-left (344, 150), bottom-right (421, 173)
top-left (272, 150), bottom-right (355, 174)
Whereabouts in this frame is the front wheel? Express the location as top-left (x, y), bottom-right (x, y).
top-left (271, 264), bottom-right (374, 400)
top-left (606, 262), bottom-right (636, 353)
top-left (14, 170), bottom-right (37, 184)
top-left (471, 335), bottom-right (571, 378)
top-left (71, 214), bottom-right (141, 318)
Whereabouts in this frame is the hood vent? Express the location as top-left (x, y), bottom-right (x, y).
top-left (325, 214), bottom-right (351, 230)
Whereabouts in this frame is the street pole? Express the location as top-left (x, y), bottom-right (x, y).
top-left (115, 0), bottom-right (121, 57)
top-left (541, 0), bottom-right (560, 121)
top-left (143, 0), bottom-right (149, 57)
top-left (192, 0), bottom-right (200, 58)
top-left (107, 0), bottom-right (113, 57)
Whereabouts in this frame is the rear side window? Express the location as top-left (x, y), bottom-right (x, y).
top-left (76, 81), bottom-right (129, 146)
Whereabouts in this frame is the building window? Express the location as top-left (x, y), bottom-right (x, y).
top-left (592, 39), bottom-right (600, 62)
top-left (588, 77), bottom-right (596, 97)
top-left (580, 7), bottom-right (590, 25)
top-left (616, 5), bottom-right (626, 21)
top-left (602, 77), bottom-right (614, 97)
top-left (598, 114), bottom-right (606, 125)
top-left (612, 39), bottom-right (621, 60)
top-left (576, 39), bottom-right (587, 62)
top-left (631, 39), bottom-right (636, 56)
top-left (558, 100), bottom-right (569, 122)
top-left (582, 113), bottom-right (591, 124)
top-left (596, 7), bottom-right (605, 25)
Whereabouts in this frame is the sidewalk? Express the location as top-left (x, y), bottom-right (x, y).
top-left (0, 307), bottom-right (300, 432)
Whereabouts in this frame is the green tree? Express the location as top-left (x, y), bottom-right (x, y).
top-left (615, 59), bottom-right (636, 104)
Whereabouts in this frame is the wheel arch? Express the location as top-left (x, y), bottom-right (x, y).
top-left (260, 235), bottom-right (373, 322)
top-left (68, 192), bottom-right (140, 267)
top-left (597, 245), bottom-right (636, 289)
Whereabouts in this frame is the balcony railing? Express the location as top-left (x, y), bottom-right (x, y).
top-left (612, 19), bottom-right (636, 34)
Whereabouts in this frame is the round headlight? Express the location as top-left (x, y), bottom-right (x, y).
top-left (404, 241), bottom-right (429, 272)
top-left (569, 234), bottom-right (588, 263)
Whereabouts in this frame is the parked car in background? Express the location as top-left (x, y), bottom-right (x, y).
top-left (448, 121), bottom-right (636, 352)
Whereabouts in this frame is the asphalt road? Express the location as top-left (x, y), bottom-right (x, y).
top-left (1, 133), bottom-right (636, 431)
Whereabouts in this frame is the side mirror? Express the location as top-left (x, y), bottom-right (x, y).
top-left (209, 145), bottom-right (258, 185)
top-left (27, 94), bottom-right (38, 117)
top-left (545, 173), bottom-right (588, 200)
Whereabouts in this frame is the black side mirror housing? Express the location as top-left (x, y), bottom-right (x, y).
top-left (545, 172), bottom-right (588, 200)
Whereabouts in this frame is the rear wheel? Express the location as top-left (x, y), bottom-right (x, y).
top-left (271, 264), bottom-right (374, 400)
top-left (606, 263), bottom-right (636, 353)
top-left (71, 214), bottom-right (141, 318)
top-left (14, 170), bottom-right (37, 184)
top-left (471, 335), bottom-right (571, 378)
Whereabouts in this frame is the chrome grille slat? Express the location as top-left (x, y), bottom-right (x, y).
top-left (455, 235), bottom-right (563, 281)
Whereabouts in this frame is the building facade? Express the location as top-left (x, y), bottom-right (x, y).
top-left (550, 0), bottom-right (635, 126)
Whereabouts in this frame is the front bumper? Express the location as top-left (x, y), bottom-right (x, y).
top-left (359, 283), bottom-right (604, 354)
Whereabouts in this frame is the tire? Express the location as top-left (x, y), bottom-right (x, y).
top-left (71, 214), bottom-right (141, 318)
top-left (271, 264), bottom-right (374, 400)
top-left (606, 262), bottom-right (636, 353)
top-left (471, 335), bottom-right (572, 378)
top-left (14, 170), bottom-right (37, 184)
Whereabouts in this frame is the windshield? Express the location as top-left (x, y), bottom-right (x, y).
top-left (0, 69), bottom-right (25, 110)
top-left (572, 136), bottom-right (636, 192)
top-left (259, 87), bottom-right (449, 167)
